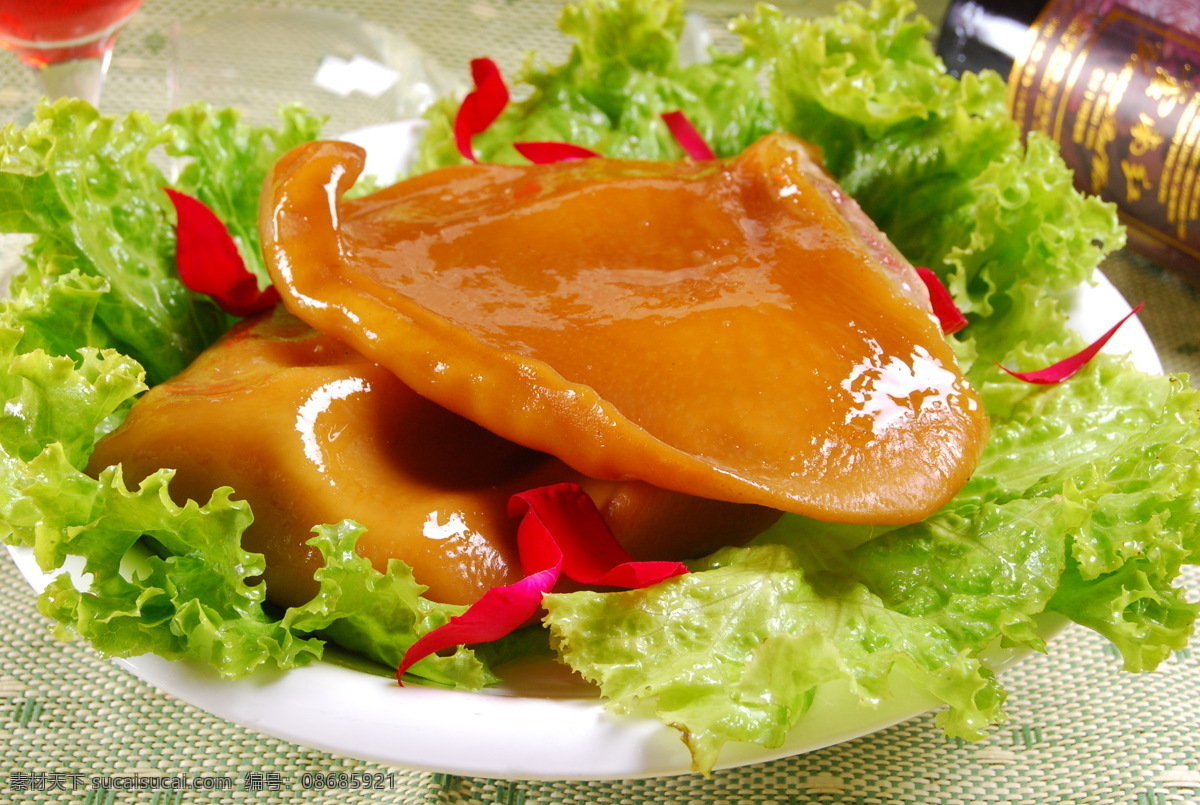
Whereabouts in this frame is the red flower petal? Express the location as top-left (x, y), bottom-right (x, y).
top-left (454, 57), bottom-right (510, 163)
top-left (513, 141), bottom-right (601, 164)
top-left (165, 188), bottom-right (280, 317)
top-left (396, 566), bottom-right (559, 681)
top-left (999, 302), bottom-right (1145, 385)
top-left (916, 267), bottom-right (969, 335)
top-left (662, 110), bottom-right (715, 160)
top-left (508, 484), bottom-right (688, 588)
top-left (397, 483), bottom-right (687, 682)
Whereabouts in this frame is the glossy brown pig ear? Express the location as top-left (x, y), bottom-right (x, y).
top-left (259, 134), bottom-right (987, 526)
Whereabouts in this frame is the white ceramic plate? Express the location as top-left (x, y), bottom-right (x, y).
top-left (5, 125), bottom-right (1162, 779)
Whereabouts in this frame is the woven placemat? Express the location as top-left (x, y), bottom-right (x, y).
top-left (2, 1), bottom-right (1199, 803)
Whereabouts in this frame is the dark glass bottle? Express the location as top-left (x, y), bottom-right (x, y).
top-left (935, 0), bottom-right (1200, 282)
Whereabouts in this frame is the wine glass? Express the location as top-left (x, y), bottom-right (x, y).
top-left (0, 0), bottom-right (143, 106)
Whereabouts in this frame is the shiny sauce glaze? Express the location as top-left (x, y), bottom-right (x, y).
top-left (261, 133), bottom-right (987, 524)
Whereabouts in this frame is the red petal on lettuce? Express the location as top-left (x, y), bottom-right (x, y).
top-left (513, 141), bottom-right (601, 163)
top-left (396, 567), bottom-right (559, 681)
top-left (454, 57), bottom-right (510, 163)
top-left (999, 302), bottom-right (1145, 385)
top-left (397, 483), bottom-right (687, 682)
top-left (165, 188), bottom-right (280, 317)
top-left (661, 110), bottom-right (715, 160)
top-left (915, 267), bottom-right (969, 335)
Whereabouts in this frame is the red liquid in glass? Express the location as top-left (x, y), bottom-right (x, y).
top-left (0, 0), bottom-right (142, 65)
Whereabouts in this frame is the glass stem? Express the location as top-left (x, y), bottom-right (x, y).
top-left (32, 52), bottom-right (111, 106)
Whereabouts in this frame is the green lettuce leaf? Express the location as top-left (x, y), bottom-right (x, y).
top-left (0, 275), bottom-right (138, 472)
top-left (37, 464), bottom-right (323, 675)
top-left (0, 99), bottom-right (323, 383)
top-left (0, 316), bottom-right (320, 673)
top-left (1, 100), bottom-right (215, 383)
top-left (283, 521), bottom-right (496, 689)
top-left (545, 544), bottom-right (1003, 773)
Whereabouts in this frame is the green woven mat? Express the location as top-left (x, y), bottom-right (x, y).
top-left (3, 1), bottom-right (1200, 802)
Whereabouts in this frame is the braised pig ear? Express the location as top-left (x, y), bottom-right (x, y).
top-left (87, 309), bottom-right (777, 607)
top-left (260, 133), bottom-right (986, 524)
